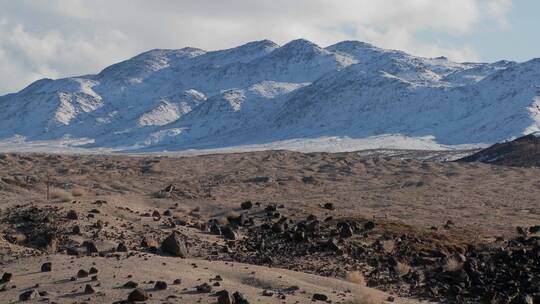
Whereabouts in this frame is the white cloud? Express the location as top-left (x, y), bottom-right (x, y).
top-left (0, 0), bottom-right (513, 94)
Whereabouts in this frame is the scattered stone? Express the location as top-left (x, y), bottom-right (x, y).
top-left (364, 221), bottom-right (375, 230)
top-left (72, 225), bottom-right (81, 234)
top-left (77, 269), bottom-right (89, 278)
top-left (222, 226), bottom-right (237, 240)
top-left (529, 225), bottom-right (540, 234)
top-left (240, 201), bottom-right (253, 210)
top-left (1, 272), bottom-right (13, 283)
top-left (271, 223), bottom-right (284, 234)
top-left (312, 293), bottom-right (328, 301)
top-left (123, 281), bottom-right (138, 288)
top-left (19, 289), bottom-right (39, 301)
top-left (262, 289), bottom-right (274, 296)
top-left (323, 203), bottom-right (335, 210)
top-left (117, 243), bottom-right (128, 252)
top-left (210, 223), bottom-right (222, 235)
top-left (66, 210), bottom-right (78, 220)
top-left (196, 283), bottom-right (212, 293)
top-left (84, 284), bottom-right (96, 294)
top-left (233, 291), bottom-right (249, 304)
top-left (338, 222), bottom-right (354, 238)
top-left (302, 176), bottom-right (317, 184)
top-left (154, 281), bottom-right (167, 290)
top-left (41, 262), bottom-right (52, 272)
top-left (128, 288), bottom-right (149, 301)
top-left (88, 240), bottom-right (117, 254)
top-left (216, 289), bottom-right (232, 304)
top-left (161, 231), bottom-right (188, 258)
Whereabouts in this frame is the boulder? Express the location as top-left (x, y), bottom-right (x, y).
top-left (216, 289), bottom-right (232, 304)
top-left (233, 291), bottom-right (250, 304)
top-left (19, 289), bottom-right (39, 301)
top-left (312, 293), bottom-right (328, 301)
top-left (240, 201), bottom-right (253, 210)
top-left (161, 232), bottom-right (188, 258)
top-left (222, 226), bottom-right (238, 240)
top-left (323, 203), bottom-right (335, 210)
top-left (196, 282), bottom-right (212, 293)
top-left (1, 272), bottom-right (12, 283)
top-left (66, 210), bottom-right (79, 220)
top-left (84, 284), bottom-right (96, 294)
top-left (41, 262), bottom-right (52, 272)
top-left (124, 281), bottom-right (138, 288)
top-left (128, 288), bottom-right (149, 301)
top-left (154, 281), bottom-right (167, 290)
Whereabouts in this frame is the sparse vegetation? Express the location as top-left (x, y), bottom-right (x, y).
top-left (1, 150), bottom-right (540, 303)
top-left (49, 189), bottom-right (73, 202)
top-left (71, 187), bottom-right (85, 197)
top-left (443, 256), bottom-right (464, 272)
top-left (346, 271), bottom-right (366, 286)
top-left (347, 292), bottom-right (384, 304)
top-left (393, 261), bottom-right (411, 277)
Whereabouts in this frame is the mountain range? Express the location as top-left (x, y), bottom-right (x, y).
top-left (1, 38), bottom-right (539, 153)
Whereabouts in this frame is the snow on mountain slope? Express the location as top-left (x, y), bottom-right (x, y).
top-left (137, 90), bottom-right (206, 127)
top-left (0, 39), bottom-right (539, 153)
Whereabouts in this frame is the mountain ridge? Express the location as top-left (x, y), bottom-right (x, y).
top-left (1, 39), bottom-right (539, 153)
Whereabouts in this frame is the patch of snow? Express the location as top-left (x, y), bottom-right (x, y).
top-left (0, 38), bottom-right (539, 154)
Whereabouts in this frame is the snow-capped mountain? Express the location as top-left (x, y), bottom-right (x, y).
top-left (0, 39), bottom-right (539, 153)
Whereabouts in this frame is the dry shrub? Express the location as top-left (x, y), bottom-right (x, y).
top-left (380, 240), bottom-right (395, 253)
top-left (393, 262), bottom-right (411, 277)
top-left (444, 256), bottom-right (464, 272)
top-left (50, 189), bottom-right (73, 202)
top-left (71, 187), bottom-right (85, 197)
top-left (347, 291), bottom-right (384, 304)
top-left (346, 271), bottom-right (366, 286)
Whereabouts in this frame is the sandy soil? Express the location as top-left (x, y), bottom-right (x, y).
top-left (1, 150), bottom-right (539, 303)
top-left (1, 150), bottom-right (538, 237)
top-left (0, 253), bottom-right (422, 304)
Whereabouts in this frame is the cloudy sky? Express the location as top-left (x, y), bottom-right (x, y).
top-left (0, 0), bottom-right (538, 95)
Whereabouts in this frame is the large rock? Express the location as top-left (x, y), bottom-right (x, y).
top-left (312, 293), bottom-right (328, 301)
top-left (154, 281), bottom-right (168, 290)
top-left (1, 272), bottom-right (12, 283)
top-left (128, 288), bottom-right (148, 301)
top-left (233, 291), bottom-right (250, 304)
top-left (210, 223), bottom-right (222, 235)
top-left (77, 240), bottom-right (117, 255)
top-left (161, 232), bottom-right (188, 258)
top-left (19, 289), bottom-right (39, 301)
top-left (222, 226), bottom-right (238, 240)
top-left (240, 201), bottom-right (253, 210)
top-left (66, 210), bottom-right (79, 220)
top-left (216, 289), bottom-right (232, 304)
top-left (41, 262), bottom-right (52, 272)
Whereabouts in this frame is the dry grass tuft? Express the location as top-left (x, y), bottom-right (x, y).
top-left (346, 291), bottom-right (384, 304)
top-left (443, 256), bottom-right (464, 272)
top-left (71, 187), bottom-right (85, 197)
top-left (346, 271), bottom-right (366, 286)
top-left (50, 189), bottom-right (73, 202)
top-left (393, 262), bottom-right (411, 277)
